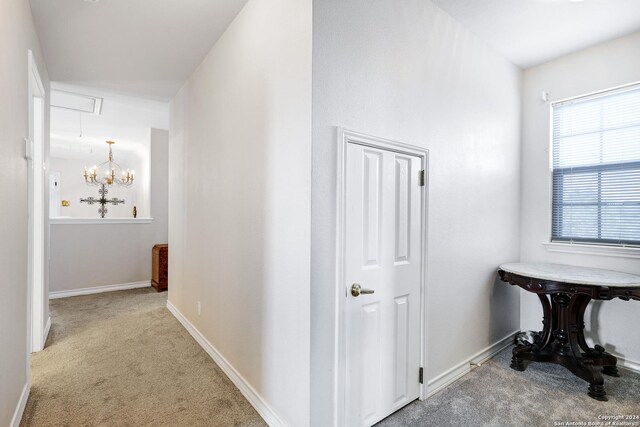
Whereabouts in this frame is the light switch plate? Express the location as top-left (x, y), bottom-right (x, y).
top-left (24, 138), bottom-right (33, 160)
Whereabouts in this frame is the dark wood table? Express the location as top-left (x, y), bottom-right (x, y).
top-left (498, 262), bottom-right (640, 401)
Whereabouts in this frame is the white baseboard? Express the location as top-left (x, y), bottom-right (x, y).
top-left (166, 300), bottom-right (285, 427)
top-left (10, 382), bottom-right (30, 427)
top-left (425, 330), bottom-right (519, 398)
top-left (49, 281), bottom-right (151, 299)
top-left (616, 355), bottom-right (640, 373)
top-left (43, 316), bottom-right (51, 346)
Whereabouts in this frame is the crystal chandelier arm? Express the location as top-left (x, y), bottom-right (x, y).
top-left (83, 141), bottom-right (134, 188)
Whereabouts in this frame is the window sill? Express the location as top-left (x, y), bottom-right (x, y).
top-left (50, 217), bottom-right (153, 225)
top-left (543, 242), bottom-right (640, 259)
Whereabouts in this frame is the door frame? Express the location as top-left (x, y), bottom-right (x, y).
top-left (335, 128), bottom-right (429, 426)
top-left (27, 50), bottom-right (48, 354)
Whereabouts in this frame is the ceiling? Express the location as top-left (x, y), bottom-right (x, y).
top-left (30, 0), bottom-right (640, 99)
top-left (30, 0), bottom-right (248, 101)
top-left (430, 0), bottom-right (640, 69)
top-left (50, 82), bottom-right (169, 160)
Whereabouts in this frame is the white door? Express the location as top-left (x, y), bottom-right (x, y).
top-left (344, 142), bottom-right (423, 426)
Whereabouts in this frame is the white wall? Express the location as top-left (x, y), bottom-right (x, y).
top-left (49, 129), bottom-right (168, 292)
top-left (49, 82), bottom-right (170, 219)
top-left (168, 0), bottom-right (312, 425)
top-left (311, 0), bottom-right (522, 424)
top-left (0, 0), bottom-right (50, 424)
top-left (50, 82), bottom-right (169, 157)
top-left (520, 31), bottom-right (640, 367)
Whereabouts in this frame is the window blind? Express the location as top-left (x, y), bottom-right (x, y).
top-left (552, 83), bottom-right (640, 246)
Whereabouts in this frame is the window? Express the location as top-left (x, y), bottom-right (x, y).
top-left (551, 83), bottom-right (640, 246)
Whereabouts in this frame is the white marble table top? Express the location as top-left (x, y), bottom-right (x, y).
top-left (499, 262), bottom-right (640, 287)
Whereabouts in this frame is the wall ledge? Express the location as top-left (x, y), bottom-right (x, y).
top-left (50, 217), bottom-right (153, 225)
top-left (543, 242), bottom-right (640, 259)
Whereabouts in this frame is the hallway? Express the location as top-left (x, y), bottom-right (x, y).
top-left (21, 289), bottom-right (264, 426)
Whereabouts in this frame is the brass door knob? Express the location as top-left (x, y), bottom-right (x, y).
top-left (351, 283), bottom-right (374, 297)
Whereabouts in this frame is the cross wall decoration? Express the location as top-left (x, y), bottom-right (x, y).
top-left (80, 184), bottom-right (125, 218)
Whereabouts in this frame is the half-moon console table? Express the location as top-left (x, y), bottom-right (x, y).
top-left (498, 262), bottom-right (640, 401)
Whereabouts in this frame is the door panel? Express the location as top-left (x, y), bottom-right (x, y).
top-left (345, 143), bottom-right (423, 426)
top-left (362, 150), bottom-right (383, 268)
top-left (394, 157), bottom-right (411, 264)
top-left (360, 302), bottom-right (381, 423)
top-left (393, 295), bottom-right (409, 404)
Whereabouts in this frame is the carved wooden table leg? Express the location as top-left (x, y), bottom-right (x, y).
top-left (603, 365), bottom-right (620, 377)
top-left (511, 293), bottom-right (552, 371)
top-left (566, 294), bottom-right (608, 401)
top-left (510, 291), bottom-right (618, 401)
top-left (584, 365), bottom-right (607, 401)
top-left (573, 295), bottom-right (620, 378)
top-left (510, 345), bottom-right (528, 371)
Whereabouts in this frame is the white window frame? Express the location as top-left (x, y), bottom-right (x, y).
top-left (545, 81), bottom-right (640, 258)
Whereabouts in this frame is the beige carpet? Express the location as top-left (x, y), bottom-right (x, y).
top-left (378, 346), bottom-right (640, 426)
top-left (21, 288), bottom-right (266, 427)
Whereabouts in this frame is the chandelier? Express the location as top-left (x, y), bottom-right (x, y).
top-left (83, 141), bottom-right (134, 187)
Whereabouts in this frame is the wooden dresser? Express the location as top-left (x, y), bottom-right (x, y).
top-left (151, 244), bottom-right (168, 292)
